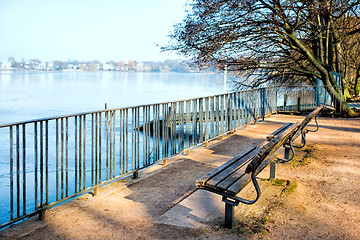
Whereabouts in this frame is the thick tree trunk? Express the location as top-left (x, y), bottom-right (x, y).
top-left (323, 85), bottom-right (355, 116)
top-left (342, 84), bottom-right (351, 101)
top-left (355, 65), bottom-right (360, 96)
top-left (322, 73), bottom-right (357, 117)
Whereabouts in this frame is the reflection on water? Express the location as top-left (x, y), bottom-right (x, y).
top-left (0, 72), bottom-right (238, 124)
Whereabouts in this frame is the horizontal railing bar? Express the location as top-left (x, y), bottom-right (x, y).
top-left (0, 90), bottom-right (257, 128)
top-left (0, 87), bottom-right (275, 128)
top-left (0, 84), bottom-right (338, 128)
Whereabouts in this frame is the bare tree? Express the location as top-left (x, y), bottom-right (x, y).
top-left (165, 0), bottom-right (360, 116)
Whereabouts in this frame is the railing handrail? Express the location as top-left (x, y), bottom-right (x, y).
top-left (0, 88), bottom-right (270, 128)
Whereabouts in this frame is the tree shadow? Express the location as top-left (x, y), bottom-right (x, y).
top-left (319, 124), bottom-right (360, 133)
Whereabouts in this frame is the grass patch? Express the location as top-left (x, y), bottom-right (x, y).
top-left (281, 180), bottom-right (297, 196)
top-left (230, 216), bottom-right (270, 236)
top-left (264, 178), bottom-right (297, 195)
top-left (291, 143), bottom-right (320, 166)
top-left (272, 178), bottom-right (286, 186)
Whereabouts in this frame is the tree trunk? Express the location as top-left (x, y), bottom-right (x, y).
top-left (342, 83), bottom-right (351, 101)
top-left (322, 73), bottom-right (357, 117)
top-left (355, 65), bottom-right (360, 96)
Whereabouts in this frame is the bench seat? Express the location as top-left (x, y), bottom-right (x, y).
top-left (196, 121), bottom-right (301, 198)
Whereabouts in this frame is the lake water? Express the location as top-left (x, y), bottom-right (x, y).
top-left (0, 71), bottom-right (239, 225)
top-left (0, 71), bottom-right (236, 125)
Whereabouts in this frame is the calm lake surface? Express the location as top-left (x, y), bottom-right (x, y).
top-left (0, 71), bottom-right (239, 225)
top-left (0, 71), bottom-right (236, 125)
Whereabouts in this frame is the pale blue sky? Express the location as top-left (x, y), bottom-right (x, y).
top-left (0, 0), bottom-right (188, 62)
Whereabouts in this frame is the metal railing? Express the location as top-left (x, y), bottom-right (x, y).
top-left (0, 87), bottom-right (278, 228)
top-left (276, 85), bottom-right (341, 113)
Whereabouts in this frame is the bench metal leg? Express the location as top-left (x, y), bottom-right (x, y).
top-left (225, 202), bottom-right (235, 228)
top-left (222, 197), bottom-right (239, 229)
top-left (270, 161), bottom-right (276, 179)
top-left (283, 140), bottom-right (295, 162)
top-left (284, 146), bottom-right (290, 160)
top-left (294, 129), bottom-right (307, 149)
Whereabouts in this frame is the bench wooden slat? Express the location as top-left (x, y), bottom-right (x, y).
top-left (226, 153), bottom-right (277, 195)
top-left (206, 148), bottom-right (260, 190)
top-left (214, 163), bottom-right (249, 193)
top-left (197, 122), bottom-right (301, 196)
top-left (303, 106), bottom-right (323, 125)
top-left (220, 122), bottom-right (301, 195)
top-left (195, 146), bottom-right (257, 186)
top-left (266, 122), bottom-right (293, 140)
top-left (246, 121), bottom-right (301, 170)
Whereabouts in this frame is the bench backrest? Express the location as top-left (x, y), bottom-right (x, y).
top-left (245, 121), bottom-right (301, 174)
top-left (267, 105), bottom-right (324, 141)
top-left (301, 105), bottom-right (324, 128)
top-left (196, 122), bottom-right (301, 197)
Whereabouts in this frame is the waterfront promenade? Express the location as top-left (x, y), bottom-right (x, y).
top-left (1, 114), bottom-right (359, 239)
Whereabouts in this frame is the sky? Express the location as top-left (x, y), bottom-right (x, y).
top-left (0, 0), bottom-right (189, 63)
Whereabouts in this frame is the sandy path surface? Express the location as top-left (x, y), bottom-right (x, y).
top-left (0, 114), bottom-right (359, 239)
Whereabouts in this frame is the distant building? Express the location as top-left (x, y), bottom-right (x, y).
top-left (1, 61), bottom-right (13, 70)
top-left (103, 63), bottom-right (114, 71)
top-left (38, 62), bottom-right (54, 70)
top-left (136, 62), bottom-right (145, 72)
top-left (67, 64), bottom-right (77, 70)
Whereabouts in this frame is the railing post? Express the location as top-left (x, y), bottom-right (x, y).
top-left (261, 88), bottom-right (265, 120)
top-left (94, 187), bottom-right (99, 196)
top-left (132, 170), bottom-right (139, 179)
top-left (38, 209), bottom-right (46, 221)
top-left (37, 203), bottom-right (46, 221)
top-left (297, 97), bottom-right (301, 112)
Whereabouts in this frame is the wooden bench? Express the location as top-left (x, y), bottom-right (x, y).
top-left (268, 105), bottom-right (324, 162)
top-left (196, 105), bottom-right (325, 228)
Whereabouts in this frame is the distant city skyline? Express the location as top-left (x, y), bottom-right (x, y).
top-left (1, 58), bottom-right (198, 73)
top-left (0, 0), bottom-right (189, 62)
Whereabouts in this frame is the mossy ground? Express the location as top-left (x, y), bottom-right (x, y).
top-left (290, 143), bottom-right (321, 166)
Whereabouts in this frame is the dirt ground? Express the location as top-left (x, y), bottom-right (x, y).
top-left (0, 114), bottom-right (359, 239)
